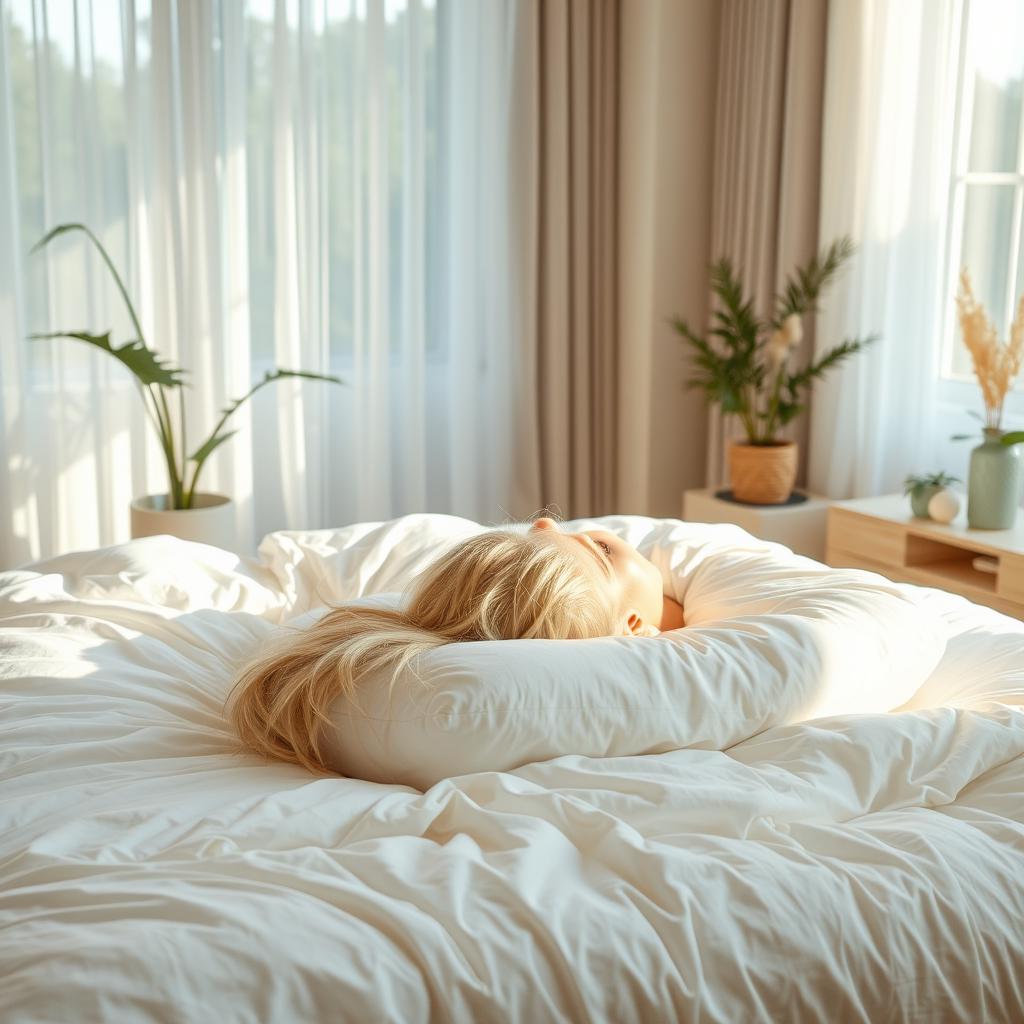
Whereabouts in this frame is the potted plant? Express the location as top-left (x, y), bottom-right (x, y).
top-left (954, 269), bottom-right (1024, 529)
top-left (672, 237), bottom-right (874, 504)
top-left (903, 471), bottom-right (960, 518)
top-left (30, 223), bottom-right (342, 549)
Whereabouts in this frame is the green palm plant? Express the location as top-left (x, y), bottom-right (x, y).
top-left (671, 237), bottom-right (875, 443)
top-left (30, 223), bottom-right (342, 509)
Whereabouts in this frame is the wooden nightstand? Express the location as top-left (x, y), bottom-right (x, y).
top-left (826, 494), bottom-right (1024, 619)
top-left (684, 488), bottom-right (833, 561)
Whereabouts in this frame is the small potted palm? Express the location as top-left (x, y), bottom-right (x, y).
top-left (672, 237), bottom-right (875, 504)
top-left (31, 223), bottom-right (342, 549)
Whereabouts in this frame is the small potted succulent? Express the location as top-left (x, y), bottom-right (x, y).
top-left (903, 471), bottom-right (960, 519)
top-left (672, 237), bottom-right (875, 504)
top-left (30, 223), bottom-right (342, 549)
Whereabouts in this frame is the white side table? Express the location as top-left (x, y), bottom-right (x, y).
top-left (682, 488), bottom-right (834, 561)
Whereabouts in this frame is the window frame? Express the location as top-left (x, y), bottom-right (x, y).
top-left (938, 0), bottom-right (1024, 414)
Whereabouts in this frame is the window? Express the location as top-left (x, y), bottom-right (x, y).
top-left (941, 0), bottom-right (1024, 395)
top-left (4, 0), bottom-right (441, 386)
top-left (242, 0), bottom-right (441, 370)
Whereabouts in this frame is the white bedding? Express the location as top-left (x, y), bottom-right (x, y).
top-left (2, 515), bottom-right (1023, 1023)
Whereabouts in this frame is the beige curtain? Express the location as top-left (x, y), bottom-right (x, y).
top-left (705, 0), bottom-right (829, 489)
top-left (508, 0), bottom-right (620, 520)
top-left (616, 0), bottom-right (721, 517)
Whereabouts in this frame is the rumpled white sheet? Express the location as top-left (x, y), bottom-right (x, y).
top-left (1, 516), bottom-right (1023, 1023)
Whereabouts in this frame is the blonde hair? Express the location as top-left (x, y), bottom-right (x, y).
top-left (228, 528), bottom-right (619, 773)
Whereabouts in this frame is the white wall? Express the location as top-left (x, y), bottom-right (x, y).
top-left (617, 0), bottom-right (721, 518)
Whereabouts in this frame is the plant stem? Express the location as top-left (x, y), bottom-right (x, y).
top-left (738, 402), bottom-right (758, 443)
top-left (64, 224), bottom-right (185, 506)
top-left (153, 386), bottom-right (182, 506)
top-left (178, 387), bottom-right (188, 507)
top-left (76, 224), bottom-right (148, 344)
top-left (184, 458), bottom-right (203, 510)
top-left (763, 364), bottom-right (785, 441)
top-left (141, 381), bottom-right (179, 507)
top-left (745, 383), bottom-right (762, 443)
top-left (135, 381), bottom-right (163, 438)
top-left (147, 386), bottom-right (179, 506)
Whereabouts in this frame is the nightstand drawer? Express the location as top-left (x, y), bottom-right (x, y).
top-left (827, 509), bottom-right (906, 567)
top-left (999, 554), bottom-right (1024, 604)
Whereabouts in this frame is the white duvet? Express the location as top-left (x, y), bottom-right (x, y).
top-left (2, 514), bottom-right (1023, 1023)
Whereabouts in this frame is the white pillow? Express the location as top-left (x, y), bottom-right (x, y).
top-left (302, 516), bottom-right (948, 789)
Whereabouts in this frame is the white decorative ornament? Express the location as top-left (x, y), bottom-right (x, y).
top-left (928, 488), bottom-right (961, 524)
top-left (766, 329), bottom-right (789, 366)
top-left (781, 312), bottom-right (803, 348)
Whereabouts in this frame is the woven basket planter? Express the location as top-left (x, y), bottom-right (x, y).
top-left (728, 441), bottom-right (798, 504)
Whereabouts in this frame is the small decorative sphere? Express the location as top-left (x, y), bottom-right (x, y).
top-left (928, 488), bottom-right (961, 524)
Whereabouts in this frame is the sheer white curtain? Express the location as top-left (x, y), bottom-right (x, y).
top-left (0, 0), bottom-right (519, 565)
top-left (807, 0), bottom-right (961, 498)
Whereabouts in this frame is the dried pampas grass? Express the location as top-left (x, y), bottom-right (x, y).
top-left (956, 268), bottom-right (1024, 430)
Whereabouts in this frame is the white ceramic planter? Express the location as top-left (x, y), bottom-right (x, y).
top-left (130, 493), bottom-right (236, 551)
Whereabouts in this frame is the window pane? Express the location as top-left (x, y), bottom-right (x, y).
top-left (6, 0), bottom-right (133, 372)
top-left (965, 0), bottom-right (1024, 172)
top-left (245, 5), bottom-right (276, 366)
top-left (1017, 216), bottom-right (1024, 335)
top-left (952, 184), bottom-right (1016, 375)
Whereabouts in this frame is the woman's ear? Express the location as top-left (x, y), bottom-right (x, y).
top-left (624, 612), bottom-right (640, 635)
top-left (623, 611), bottom-right (660, 637)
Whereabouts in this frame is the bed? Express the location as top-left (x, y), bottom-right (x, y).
top-left (2, 514), bottom-right (1022, 1022)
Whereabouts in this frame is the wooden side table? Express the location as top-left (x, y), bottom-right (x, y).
top-left (683, 488), bottom-right (833, 561)
top-left (826, 493), bottom-right (1024, 619)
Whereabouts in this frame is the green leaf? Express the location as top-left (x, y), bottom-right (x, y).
top-left (32, 223), bottom-right (149, 346)
top-left (773, 236), bottom-right (856, 326)
top-left (1001, 431), bottom-right (1024, 447)
top-left (221, 369), bottom-right (343, 422)
top-left (903, 470), bottom-right (960, 494)
top-left (776, 401), bottom-right (804, 426)
top-left (189, 429), bottom-right (239, 465)
top-left (669, 316), bottom-right (708, 351)
top-left (29, 330), bottom-right (186, 388)
top-left (30, 223), bottom-right (189, 505)
top-left (708, 257), bottom-right (761, 358)
top-left (786, 335), bottom-right (876, 394)
top-left (183, 367), bottom-right (343, 507)
top-left (720, 387), bottom-right (743, 413)
top-left (213, 368), bottom-right (345, 429)
top-left (30, 221), bottom-right (90, 254)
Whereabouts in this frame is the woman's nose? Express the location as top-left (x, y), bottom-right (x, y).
top-left (531, 516), bottom-right (558, 532)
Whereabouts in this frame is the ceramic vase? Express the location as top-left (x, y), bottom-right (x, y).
top-left (728, 441), bottom-right (798, 504)
top-left (967, 429), bottom-right (1022, 530)
top-left (130, 493), bottom-right (236, 550)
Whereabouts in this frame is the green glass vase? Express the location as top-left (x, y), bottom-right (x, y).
top-left (967, 428), bottom-right (1022, 530)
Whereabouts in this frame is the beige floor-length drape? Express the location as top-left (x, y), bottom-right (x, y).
top-left (509, 0), bottom-right (620, 521)
top-left (705, 0), bottom-right (829, 489)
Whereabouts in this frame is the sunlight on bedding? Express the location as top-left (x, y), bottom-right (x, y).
top-left (1, 515), bottom-right (1022, 1023)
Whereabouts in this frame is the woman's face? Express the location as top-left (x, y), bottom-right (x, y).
top-left (529, 517), bottom-right (664, 635)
